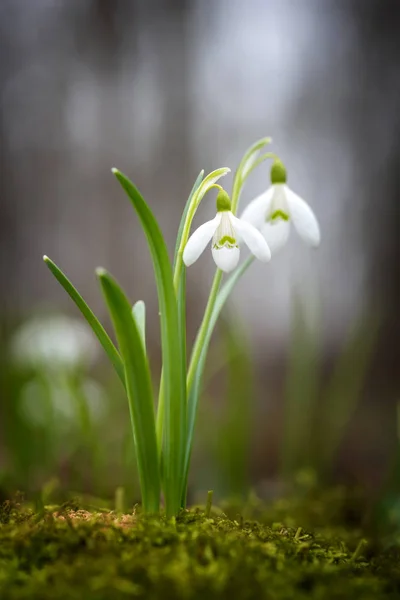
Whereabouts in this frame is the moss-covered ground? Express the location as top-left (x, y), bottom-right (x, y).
top-left (1, 489), bottom-right (400, 599)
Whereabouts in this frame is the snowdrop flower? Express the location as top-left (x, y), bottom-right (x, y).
top-left (183, 189), bottom-right (271, 273)
top-left (241, 160), bottom-right (321, 254)
top-left (10, 314), bottom-right (98, 372)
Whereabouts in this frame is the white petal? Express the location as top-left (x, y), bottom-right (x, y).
top-left (240, 187), bottom-right (274, 229)
top-left (261, 220), bottom-right (290, 255)
top-left (285, 186), bottom-right (321, 247)
top-left (230, 214), bottom-right (271, 262)
top-left (183, 213), bottom-right (221, 267)
top-left (212, 245), bottom-right (240, 272)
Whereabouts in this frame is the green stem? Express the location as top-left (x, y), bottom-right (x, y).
top-left (156, 375), bottom-right (165, 457)
top-left (186, 166), bottom-right (243, 390)
top-left (186, 269), bottom-right (223, 390)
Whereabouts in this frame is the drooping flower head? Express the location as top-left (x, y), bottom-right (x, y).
top-left (241, 160), bottom-right (321, 254)
top-left (183, 188), bottom-right (271, 273)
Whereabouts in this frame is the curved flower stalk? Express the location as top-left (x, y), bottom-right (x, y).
top-left (241, 160), bottom-right (321, 254)
top-left (183, 189), bottom-right (271, 272)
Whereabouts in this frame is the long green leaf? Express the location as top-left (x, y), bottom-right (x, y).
top-left (97, 268), bottom-right (160, 513)
top-left (112, 169), bottom-right (185, 517)
top-left (217, 314), bottom-right (253, 497)
top-left (43, 255), bottom-right (125, 385)
top-left (282, 292), bottom-right (320, 478)
top-left (317, 312), bottom-right (380, 476)
top-left (156, 171), bottom-right (204, 455)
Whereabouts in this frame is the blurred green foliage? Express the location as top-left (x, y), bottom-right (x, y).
top-left (283, 294), bottom-right (380, 482)
top-left (0, 297), bottom-right (387, 519)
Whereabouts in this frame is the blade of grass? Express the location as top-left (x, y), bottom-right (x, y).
top-left (217, 314), bottom-right (253, 498)
top-left (318, 312), bottom-right (380, 476)
top-left (43, 256), bottom-right (125, 386)
top-left (97, 268), bottom-right (160, 513)
top-left (282, 292), bottom-right (320, 479)
top-left (112, 169), bottom-right (185, 516)
top-left (156, 170), bottom-right (204, 459)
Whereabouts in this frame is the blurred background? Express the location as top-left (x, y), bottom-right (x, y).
top-left (1, 0), bottom-right (399, 507)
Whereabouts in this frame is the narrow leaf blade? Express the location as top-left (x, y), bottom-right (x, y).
top-left (112, 169), bottom-right (186, 516)
top-left (43, 256), bottom-right (125, 385)
top-left (97, 268), bottom-right (160, 513)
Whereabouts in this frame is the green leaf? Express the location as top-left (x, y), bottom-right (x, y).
top-left (43, 256), bottom-right (125, 386)
top-left (112, 169), bottom-right (185, 517)
top-left (156, 170), bottom-right (204, 460)
top-left (97, 268), bottom-right (160, 513)
top-left (132, 300), bottom-right (146, 352)
top-left (317, 312), bottom-right (380, 475)
top-left (282, 292), bottom-right (321, 478)
top-left (217, 314), bottom-right (253, 497)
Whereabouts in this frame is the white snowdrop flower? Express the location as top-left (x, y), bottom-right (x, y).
top-left (82, 378), bottom-right (108, 421)
top-left (10, 314), bottom-right (98, 372)
top-left (241, 160), bottom-right (321, 255)
top-left (183, 189), bottom-right (271, 273)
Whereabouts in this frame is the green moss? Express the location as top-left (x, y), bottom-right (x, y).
top-left (0, 494), bottom-right (400, 599)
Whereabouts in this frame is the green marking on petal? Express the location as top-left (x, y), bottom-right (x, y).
top-left (213, 243), bottom-right (239, 250)
top-left (270, 210), bottom-right (289, 222)
top-left (218, 235), bottom-right (237, 246)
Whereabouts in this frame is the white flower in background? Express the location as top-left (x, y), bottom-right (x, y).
top-left (10, 314), bottom-right (98, 371)
top-left (241, 160), bottom-right (321, 255)
top-left (183, 189), bottom-right (271, 273)
top-left (18, 377), bottom-right (107, 430)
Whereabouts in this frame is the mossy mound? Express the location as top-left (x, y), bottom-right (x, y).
top-left (1, 496), bottom-right (400, 599)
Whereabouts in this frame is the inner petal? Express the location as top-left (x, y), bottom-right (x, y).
top-left (211, 245), bottom-right (240, 272)
top-left (261, 220), bottom-right (290, 254)
top-left (268, 185), bottom-right (290, 223)
top-left (213, 212), bottom-right (239, 249)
